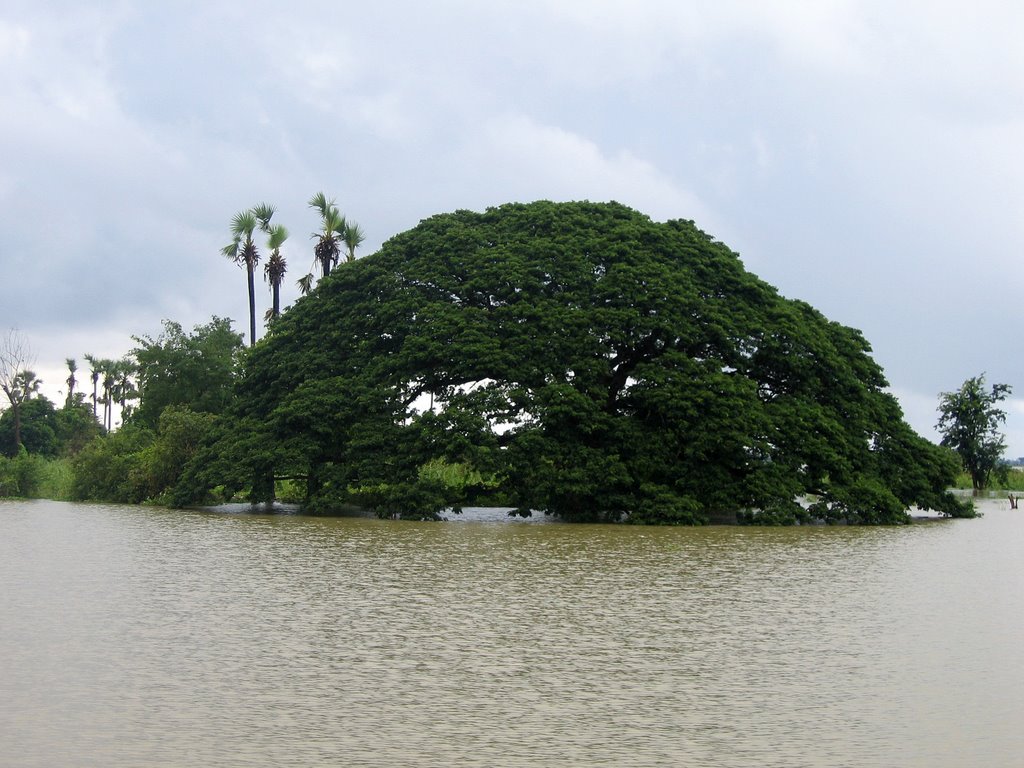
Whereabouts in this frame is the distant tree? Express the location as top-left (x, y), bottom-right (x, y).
top-left (130, 317), bottom-right (245, 430)
top-left (13, 370), bottom-right (42, 400)
top-left (937, 374), bottom-right (1011, 490)
top-left (222, 204), bottom-right (275, 347)
top-left (263, 224), bottom-right (289, 320)
top-left (112, 358), bottom-right (138, 424)
top-left (55, 396), bottom-right (103, 455)
top-left (65, 358), bottom-right (78, 409)
top-left (98, 358), bottom-right (118, 432)
top-left (309, 191), bottom-right (345, 279)
top-left (342, 220), bottom-right (365, 263)
top-left (83, 353), bottom-right (101, 419)
top-left (0, 395), bottom-right (58, 457)
top-left (0, 329), bottom-right (35, 451)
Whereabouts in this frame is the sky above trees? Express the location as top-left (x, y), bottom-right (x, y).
top-left (3, 1), bottom-right (1023, 453)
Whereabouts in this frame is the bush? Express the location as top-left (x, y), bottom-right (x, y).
top-left (0, 448), bottom-right (47, 497)
top-left (69, 426), bottom-right (154, 503)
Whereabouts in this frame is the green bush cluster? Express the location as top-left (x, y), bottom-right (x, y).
top-left (0, 448), bottom-right (44, 498)
top-left (67, 407), bottom-right (219, 505)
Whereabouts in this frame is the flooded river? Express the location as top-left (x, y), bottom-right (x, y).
top-left (2, 498), bottom-right (1023, 767)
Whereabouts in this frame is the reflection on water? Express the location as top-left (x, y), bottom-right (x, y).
top-left (2, 499), bottom-right (1023, 767)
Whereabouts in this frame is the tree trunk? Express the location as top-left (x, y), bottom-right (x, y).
top-left (12, 403), bottom-right (21, 451)
top-left (247, 263), bottom-right (257, 347)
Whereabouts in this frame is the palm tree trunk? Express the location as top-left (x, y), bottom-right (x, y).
top-left (247, 263), bottom-right (257, 347)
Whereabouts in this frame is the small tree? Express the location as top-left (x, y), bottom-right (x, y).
top-left (937, 374), bottom-right (1012, 490)
top-left (130, 317), bottom-right (244, 430)
top-left (0, 330), bottom-right (35, 451)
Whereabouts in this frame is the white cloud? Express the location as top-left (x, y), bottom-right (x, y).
top-left (459, 114), bottom-right (716, 226)
top-left (889, 386), bottom-right (942, 446)
top-left (0, 19), bottom-right (30, 58)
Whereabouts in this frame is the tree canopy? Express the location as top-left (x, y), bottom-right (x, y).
top-left (130, 317), bottom-right (245, 430)
top-left (178, 201), bottom-right (968, 523)
top-left (937, 374), bottom-right (1011, 490)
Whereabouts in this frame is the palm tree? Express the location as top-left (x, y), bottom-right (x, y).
top-left (84, 354), bottom-right (100, 419)
top-left (342, 220), bottom-right (365, 263)
top-left (65, 358), bottom-right (78, 409)
top-left (222, 203), bottom-right (275, 347)
top-left (309, 192), bottom-right (345, 278)
top-left (111, 359), bottom-right (138, 425)
top-left (100, 359), bottom-right (116, 432)
top-left (263, 224), bottom-right (289, 321)
top-left (13, 369), bottom-right (41, 400)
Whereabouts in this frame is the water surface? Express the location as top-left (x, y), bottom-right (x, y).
top-left (2, 499), bottom-right (1022, 767)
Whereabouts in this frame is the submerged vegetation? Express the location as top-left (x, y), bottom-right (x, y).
top-left (1, 200), bottom-right (986, 523)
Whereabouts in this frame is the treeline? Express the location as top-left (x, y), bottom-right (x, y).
top-left (2, 201), bottom-right (985, 524)
top-left (1, 191), bottom-right (364, 503)
top-left (0, 318), bottom-right (242, 503)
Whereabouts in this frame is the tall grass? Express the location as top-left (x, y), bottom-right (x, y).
top-left (36, 458), bottom-right (75, 500)
top-left (0, 454), bottom-right (75, 500)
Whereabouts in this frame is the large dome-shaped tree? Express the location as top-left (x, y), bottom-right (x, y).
top-left (179, 201), bottom-right (966, 523)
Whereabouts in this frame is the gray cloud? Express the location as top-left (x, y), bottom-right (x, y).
top-left (3, 1), bottom-right (1022, 451)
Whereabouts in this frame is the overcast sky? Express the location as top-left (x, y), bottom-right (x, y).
top-left (3, 1), bottom-right (1023, 454)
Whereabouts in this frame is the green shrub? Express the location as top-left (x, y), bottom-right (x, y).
top-left (69, 426), bottom-right (154, 503)
top-left (0, 448), bottom-right (47, 497)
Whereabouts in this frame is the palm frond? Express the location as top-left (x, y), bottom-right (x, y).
top-left (221, 240), bottom-right (240, 260)
top-left (308, 191), bottom-right (333, 216)
top-left (267, 224), bottom-right (289, 250)
top-left (230, 210), bottom-right (258, 238)
top-left (343, 221), bottom-right (365, 262)
top-left (252, 202), bottom-right (275, 230)
top-left (327, 208), bottom-right (347, 234)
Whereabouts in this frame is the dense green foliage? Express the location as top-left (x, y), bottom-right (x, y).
top-left (69, 407), bottom-right (218, 504)
top-left (130, 317), bottom-right (244, 429)
top-left (0, 396), bottom-right (100, 459)
top-left (0, 397), bottom-right (59, 457)
top-left (0, 448), bottom-right (44, 497)
top-left (177, 201), bottom-right (967, 523)
top-left (0, 317), bottom-right (241, 503)
top-left (937, 374), bottom-right (1011, 490)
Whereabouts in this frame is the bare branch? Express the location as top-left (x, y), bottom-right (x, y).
top-left (0, 328), bottom-right (35, 407)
